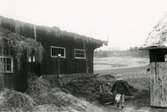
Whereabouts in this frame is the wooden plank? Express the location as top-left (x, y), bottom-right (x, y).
top-left (158, 63), bottom-right (167, 107)
top-left (150, 62), bottom-right (167, 107)
top-left (0, 73), bottom-right (5, 90)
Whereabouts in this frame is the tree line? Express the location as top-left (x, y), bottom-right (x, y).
top-left (94, 47), bottom-right (149, 58)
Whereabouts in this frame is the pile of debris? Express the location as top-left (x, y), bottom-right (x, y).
top-left (26, 75), bottom-right (89, 112)
top-left (0, 89), bottom-right (35, 112)
top-left (62, 74), bottom-right (115, 101)
top-left (31, 88), bottom-right (104, 112)
top-left (26, 74), bottom-right (52, 104)
top-left (0, 75), bottom-right (109, 112)
top-left (62, 73), bottom-right (139, 104)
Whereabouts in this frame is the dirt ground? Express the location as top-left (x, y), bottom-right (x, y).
top-left (95, 65), bottom-right (167, 112)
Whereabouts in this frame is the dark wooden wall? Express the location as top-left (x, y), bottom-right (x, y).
top-left (0, 19), bottom-right (100, 75)
top-left (0, 17), bottom-right (103, 92)
top-left (0, 40), bottom-right (28, 92)
top-left (38, 35), bottom-right (95, 74)
top-left (0, 54), bottom-right (28, 92)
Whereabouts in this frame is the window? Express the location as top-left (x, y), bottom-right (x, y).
top-left (74, 49), bottom-right (86, 59)
top-left (51, 46), bottom-right (66, 58)
top-left (165, 54), bottom-right (167, 62)
top-left (0, 56), bottom-right (13, 73)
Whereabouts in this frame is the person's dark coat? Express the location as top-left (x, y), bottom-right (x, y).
top-left (111, 80), bottom-right (132, 95)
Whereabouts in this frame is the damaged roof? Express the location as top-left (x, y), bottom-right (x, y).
top-left (0, 26), bottom-right (43, 62)
top-left (0, 16), bottom-right (105, 48)
top-left (143, 15), bottom-right (167, 49)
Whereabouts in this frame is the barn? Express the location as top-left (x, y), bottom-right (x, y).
top-left (0, 16), bottom-right (105, 92)
top-left (142, 18), bottom-right (167, 107)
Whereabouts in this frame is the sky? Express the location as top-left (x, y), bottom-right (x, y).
top-left (0, 0), bottom-right (167, 50)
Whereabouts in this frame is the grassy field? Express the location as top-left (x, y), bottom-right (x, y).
top-left (94, 56), bottom-right (149, 90)
top-left (94, 56), bottom-right (149, 71)
top-left (94, 56), bottom-right (167, 112)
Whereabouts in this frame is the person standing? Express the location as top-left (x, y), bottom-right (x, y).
top-left (111, 75), bottom-right (131, 109)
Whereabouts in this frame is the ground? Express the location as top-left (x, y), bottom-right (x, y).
top-left (94, 56), bottom-right (167, 112)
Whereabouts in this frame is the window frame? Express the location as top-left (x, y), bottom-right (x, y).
top-left (50, 46), bottom-right (66, 58)
top-left (74, 49), bottom-right (86, 59)
top-left (0, 56), bottom-right (13, 73)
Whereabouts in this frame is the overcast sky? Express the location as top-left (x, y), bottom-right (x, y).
top-left (0, 0), bottom-right (167, 50)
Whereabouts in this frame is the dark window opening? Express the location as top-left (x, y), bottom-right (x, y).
top-left (51, 46), bottom-right (66, 58)
top-left (150, 54), bottom-right (165, 62)
top-left (0, 56), bottom-right (13, 73)
top-left (74, 49), bottom-right (86, 59)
